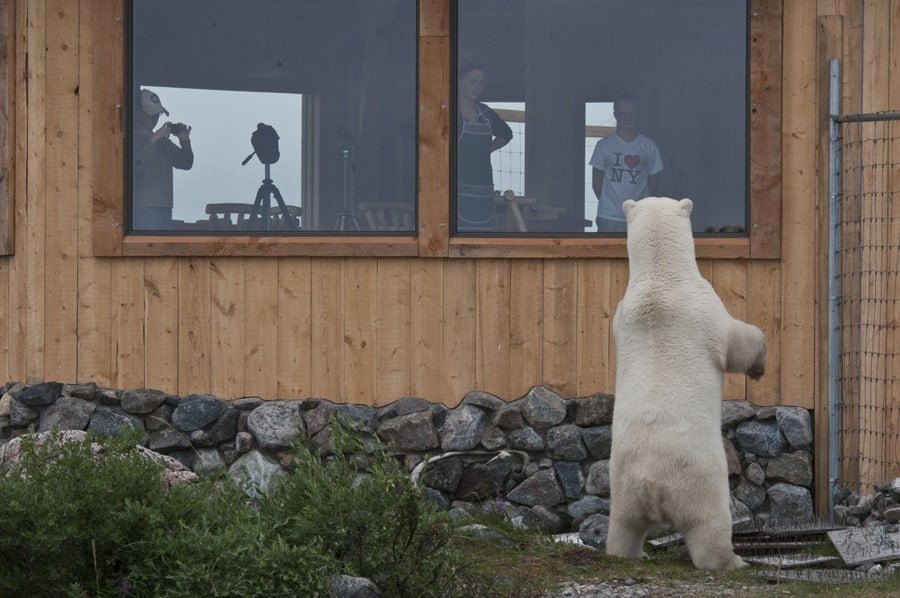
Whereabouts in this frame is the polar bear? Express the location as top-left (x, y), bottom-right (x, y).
top-left (606, 197), bottom-right (765, 572)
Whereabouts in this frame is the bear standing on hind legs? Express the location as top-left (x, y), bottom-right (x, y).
top-left (606, 196), bottom-right (766, 572)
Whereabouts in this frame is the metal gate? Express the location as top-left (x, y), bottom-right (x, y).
top-left (828, 59), bottom-right (900, 511)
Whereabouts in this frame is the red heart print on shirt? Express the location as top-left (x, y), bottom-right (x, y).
top-left (624, 155), bottom-right (641, 169)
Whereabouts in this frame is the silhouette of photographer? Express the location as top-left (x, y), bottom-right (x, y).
top-left (132, 89), bottom-right (194, 230)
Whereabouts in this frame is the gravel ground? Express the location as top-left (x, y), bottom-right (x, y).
top-left (541, 576), bottom-right (773, 597)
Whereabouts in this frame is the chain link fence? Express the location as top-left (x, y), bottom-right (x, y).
top-left (829, 60), bottom-right (900, 507)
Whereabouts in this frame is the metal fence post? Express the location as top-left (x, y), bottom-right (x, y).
top-left (827, 58), bottom-right (841, 518)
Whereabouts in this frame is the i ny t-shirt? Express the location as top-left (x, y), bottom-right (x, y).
top-left (589, 133), bottom-right (663, 221)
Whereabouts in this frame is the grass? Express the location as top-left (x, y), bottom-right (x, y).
top-left (451, 516), bottom-right (900, 598)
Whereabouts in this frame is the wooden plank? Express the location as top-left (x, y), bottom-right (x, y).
top-left (343, 258), bottom-right (377, 404)
top-left (442, 259), bottom-right (476, 405)
top-left (91, 0), bottom-right (124, 257)
top-left (509, 259), bottom-right (543, 399)
top-left (780, 0), bottom-right (818, 409)
top-left (309, 258), bottom-right (342, 400)
top-left (177, 258), bottom-right (211, 396)
top-left (542, 260), bottom-right (577, 397)
top-left (749, 0), bottom-right (784, 259)
top-left (24, 0), bottom-right (47, 382)
top-left (376, 258), bottom-right (412, 404)
top-left (76, 0), bottom-right (113, 387)
top-left (0, 0), bottom-right (14, 256)
top-left (244, 258), bottom-right (279, 399)
top-left (209, 258), bottom-right (245, 398)
top-left (417, 34), bottom-right (449, 258)
top-left (110, 259), bottom-right (144, 389)
top-left (420, 0), bottom-right (449, 37)
top-left (43, 0), bottom-right (78, 382)
top-left (476, 259), bottom-right (510, 398)
top-left (886, 0), bottom-right (900, 484)
top-left (712, 260), bottom-right (749, 400)
top-left (410, 259), bottom-right (443, 402)
top-left (747, 261), bottom-right (783, 406)
top-left (576, 259), bottom-right (611, 396)
top-left (143, 258), bottom-right (178, 392)
top-left (607, 260), bottom-right (629, 391)
top-left (276, 257), bottom-right (312, 399)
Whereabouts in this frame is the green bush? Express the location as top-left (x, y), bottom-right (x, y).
top-left (263, 424), bottom-right (471, 597)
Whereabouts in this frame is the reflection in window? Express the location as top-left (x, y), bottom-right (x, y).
top-left (457, 0), bottom-right (748, 235)
top-left (129, 0), bottom-right (417, 235)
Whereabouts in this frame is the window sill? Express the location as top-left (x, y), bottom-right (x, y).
top-left (120, 235), bottom-right (420, 258)
top-left (449, 236), bottom-right (751, 259)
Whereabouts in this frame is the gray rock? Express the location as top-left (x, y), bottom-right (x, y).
top-left (546, 424), bottom-right (588, 461)
top-left (302, 400), bottom-right (334, 437)
top-left (147, 427), bottom-right (192, 452)
top-left (206, 408), bottom-right (240, 445)
top-left (493, 406), bottom-right (523, 430)
top-left (232, 396), bottom-right (264, 410)
top-left (456, 523), bottom-right (515, 547)
top-left (766, 450), bottom-right (813, 486)
top-left (332, 575), bottom-right (381, 598)
top-left (578, 513), bottom-right (610, 549)
top-left (193, 448), bottom-right (226, 477)
top-left (334, 404), bottom-right (376, 432)
top-left (554, 461), bottom-right (584, 499)
top-left (517, 386), bottom-right (567, 431)
top-left (456, 458), bottom-right (513, 501)
top-left (172, 394), bottom-right (227, 432)
top-left (776, 407), bottom-right (813, 449)
top-left (767, 482), bottom-right (814, 523)
top-left (143, 404), bottom-right (172, 431)
top-left (9, 399), bottom-right (39, 426)
top-left (523, 505), bottom-right (570, 534)
top-left (582, 425), bottom-right (613, 460)
top-left (17, 382), bottom-right (64, 408)
top-left (507, 426), bottom-right (545, 451)
top-left (39, 397), bottom-right (96, 432)
top-left (461, 390), bottom-right (505, 412)
top-left (376, 396), bottom-right (431, 422)
top-left (423, 457), bottom-right (464, 494)
top-left (88, 406), bottom-right (143, 438)
top-left (247, 401), bottom-right (305, 450)
top-left (744, 461), bottom-right (766, 485)
top-left (0, 393), bottom-right (11, 417)
top-left (480, 425), bottom-right (506, 451)
top-left (735, 419), bottom-right (787, 457)
top-left (228, 449), bottom-right (285, 496)
top-left (723, 437), bottom-right (741, 476)
top-left (585, 460), bottom-right (610, 496)
top-left (571, 393), bottom-right (615, 426)
top-left (507, 468), bottom-right (565, 507)
top-left (121, 388), bottom-right (169, 415)
top-left (440, 404), bottom-right (486, 451)
top-left (730, 495), bottom-right (752, 521)
top-left (64, 382), bottom-right (98, 400)
top-left (568, 496), bottom-right (610, 522)
top-left (734, 477), bottom-right (767, 511)
top-left (95, 388), bottom-right (122, 406)
top-left (377, 411), bottom-right (439, 451)
top-left (235, 431), bottom-right (254, 452)
top-left (721, 400), bottom-right (756, 427)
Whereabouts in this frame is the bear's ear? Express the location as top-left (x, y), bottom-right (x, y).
top-left (622, 199), bottom-right (637, 219)
top-left (678, 198), bottom-right (693, 215)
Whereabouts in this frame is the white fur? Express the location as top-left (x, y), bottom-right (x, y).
top-left (606, 197), bottom-right (765, 572)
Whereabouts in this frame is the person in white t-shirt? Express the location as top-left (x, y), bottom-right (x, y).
top-left (589, 97), bottom-right (663, 233)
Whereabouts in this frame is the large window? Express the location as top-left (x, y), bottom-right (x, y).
top-left (129, 0), bottom-right (417, 234)
top-left (455, 0), bottom-right (749, 236)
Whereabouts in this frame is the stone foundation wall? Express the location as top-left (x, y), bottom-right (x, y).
top-left (0, 381), bottom-right (816, 533)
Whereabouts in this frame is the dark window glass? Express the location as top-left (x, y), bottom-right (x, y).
top-left (129, 0), bottom-right (417, 234)
top-left (456, 0), bottom-right (748, 235)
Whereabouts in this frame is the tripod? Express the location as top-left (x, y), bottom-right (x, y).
top-left (249, 163), bottom-right (294, 231)
top-left (335, 143), bottom-right (361, 231)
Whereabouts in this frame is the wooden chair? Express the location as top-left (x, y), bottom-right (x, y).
top-left (358, 201), bottom-right (415, 232)
top-left (205, 202), bottom-right (302, 231)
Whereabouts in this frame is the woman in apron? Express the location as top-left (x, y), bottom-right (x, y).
top-left (456, 62), bottom-right (513, 232)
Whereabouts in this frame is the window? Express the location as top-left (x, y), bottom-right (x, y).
top-left (455, 0), bottom-right (749, 236)
top-left (128, 0), bottom-right (417, 235)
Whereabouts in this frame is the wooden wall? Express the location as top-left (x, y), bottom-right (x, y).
top-left (1, 2), bottom-right (899, 507)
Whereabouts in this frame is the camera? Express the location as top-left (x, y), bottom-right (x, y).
top-left (249, 123), bottom-right (280, 165)
top-left (169, 122), bottom-right (187, 135)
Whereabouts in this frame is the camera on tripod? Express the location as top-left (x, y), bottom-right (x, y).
top-left (242, 123), bottom-right (280, 166)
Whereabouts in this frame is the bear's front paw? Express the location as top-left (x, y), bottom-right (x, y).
top-left (746, 364), bottom-right (765, 380)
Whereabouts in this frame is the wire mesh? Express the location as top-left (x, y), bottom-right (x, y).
top-left (834, 113), bottom-right (900, 499)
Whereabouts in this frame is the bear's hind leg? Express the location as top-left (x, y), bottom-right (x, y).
top-left (681, 523), bottom-right (747, 572)
top-left (606, 511), bottom-right (653, 559)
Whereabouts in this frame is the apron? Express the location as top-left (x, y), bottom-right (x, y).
top-left (457, 107), bottom-right (497, 232)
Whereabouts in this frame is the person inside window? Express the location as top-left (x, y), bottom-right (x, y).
top-left (456, 61), bottom-right (512, 232)
top-left (132, 89), bottom-right (194, 230)
top-left (589, 96), bottom-right (663, 233)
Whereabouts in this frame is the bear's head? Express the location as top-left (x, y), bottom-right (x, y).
top-left (622, 196), bottom-right (696, 271)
